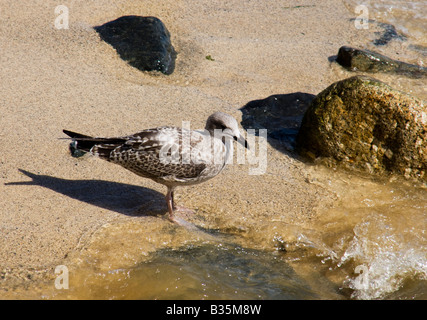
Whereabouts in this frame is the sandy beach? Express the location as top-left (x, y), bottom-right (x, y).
top-left (1, 0), bottom-right (425, 298)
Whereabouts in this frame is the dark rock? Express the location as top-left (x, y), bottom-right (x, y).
top-left (95, 16), bottom-right (177, 75)
top-left (296, 76), bottom-right (427, 180)
top-left (336, 46), bottom-right (427, 79)
top-left (240, 93), bottom-right (315, 151)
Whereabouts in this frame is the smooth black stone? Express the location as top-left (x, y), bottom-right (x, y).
top-left (95, 16), bottom-right (177, 75)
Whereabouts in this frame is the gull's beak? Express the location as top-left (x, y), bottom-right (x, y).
top-left (234, 133), bottom-right (250, 150)
top-left (223, 128), bottom-right (250, 150)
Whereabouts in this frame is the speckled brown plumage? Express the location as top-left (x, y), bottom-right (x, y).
top-left (63, 112), bottom-right (248, 222)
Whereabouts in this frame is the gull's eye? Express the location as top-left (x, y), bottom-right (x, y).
top-left (214, 121), bottom-right (227, 131)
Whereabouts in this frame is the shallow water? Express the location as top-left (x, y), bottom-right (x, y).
top-left (2, 160), bottom-right (425, 300)
top-left (51, 245), bottom-right (319, 300)
top-left (33, 165), bottom-right (424, 301)
top-left (294, 166), bottom-right (427, 300)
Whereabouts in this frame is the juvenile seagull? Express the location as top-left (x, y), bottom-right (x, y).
top-left (63, 112), bottom-right (248, 222)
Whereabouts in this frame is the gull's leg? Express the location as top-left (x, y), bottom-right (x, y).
top-left (165, 187), bottom-right (195, 224)
top-left (165, 187), bottom-right (175, 221)
top-left (171, 190), bottom-right (195, 215)
top-left (171, 190), bottom-right (178, 210)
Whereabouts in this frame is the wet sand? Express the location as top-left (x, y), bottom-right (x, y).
top-left (0, 0), bottom-right (425, 297)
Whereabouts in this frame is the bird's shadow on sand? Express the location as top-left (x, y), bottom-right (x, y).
top-left (6, 169), bottom-right (167, 217)
top-left (239, 92), bottom-right (315, 155)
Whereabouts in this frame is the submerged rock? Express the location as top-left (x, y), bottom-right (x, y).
top-left (372, 21), bottom-right (406, 46)
top-left (336, 46), bottom-right (427, 79)
top-left (349, 19), bottom-right (406, 46)
top-left (95, 16), bottom-right (177, 75)
top-left (296, 76), bottom-right (426, 180)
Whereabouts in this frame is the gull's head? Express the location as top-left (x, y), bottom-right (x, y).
top-left (205, 112), bottom-right (249, 149)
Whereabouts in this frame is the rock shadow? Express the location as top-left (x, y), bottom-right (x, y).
top-left (240, 93), bottom-right (315, 154)
top-left (6, 169), bottom-right (166, 217)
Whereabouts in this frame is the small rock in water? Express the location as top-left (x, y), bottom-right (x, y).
top-left (95, 16), bottom-right (177, 75)
top-left (336, 46), bottom-right (427, 79)
top-left (296, 75), bottom-right (426, 181)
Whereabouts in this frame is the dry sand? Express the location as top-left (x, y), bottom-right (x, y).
top-left (0, 0), bottom-right (423, 292)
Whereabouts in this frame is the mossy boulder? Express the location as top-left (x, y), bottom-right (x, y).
top-left (296, 76), bottom-right (426, 180)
